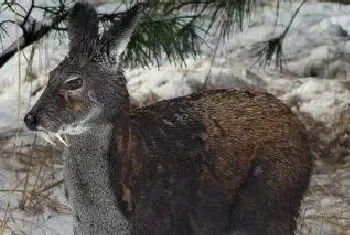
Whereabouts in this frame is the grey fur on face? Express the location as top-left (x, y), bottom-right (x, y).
top-left (24, 3), bottom-right (144, 139)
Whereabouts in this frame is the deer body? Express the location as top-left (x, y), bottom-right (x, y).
top-left (23, 3), bottom-right (313, 235)
top-left (123, 90), bottom-right (312, 235)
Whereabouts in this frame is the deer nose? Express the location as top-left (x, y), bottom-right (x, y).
top-left (24, 112), bottom-right (39, 131)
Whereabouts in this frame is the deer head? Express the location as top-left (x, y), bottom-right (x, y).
top-left (23, 3), bottom-right (144, 142)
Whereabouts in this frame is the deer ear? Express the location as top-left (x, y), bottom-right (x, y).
top-left (100, 3), bottom-right (146, 64)
top-left (68, 3), bottom-right (99, 58)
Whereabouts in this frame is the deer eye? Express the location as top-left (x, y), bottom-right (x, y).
top-left (64, 77), bottom-right (83, 90)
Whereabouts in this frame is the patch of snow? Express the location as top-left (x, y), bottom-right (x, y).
top-left (280, 78), bottom-right (349, 124)
top-left (30, 215), bottom-right (74, 235)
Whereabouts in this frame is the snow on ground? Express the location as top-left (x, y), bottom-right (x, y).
top-left (0, 1), bottom-right (349, 235)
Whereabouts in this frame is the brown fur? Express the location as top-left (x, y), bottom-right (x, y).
top-left (64, 93), bottom-right (87, 111)
top-left (117, 89), bottom-right (313, 235)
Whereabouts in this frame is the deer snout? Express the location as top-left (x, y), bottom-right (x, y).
top-left (24, 112), bottom-right (40, 131)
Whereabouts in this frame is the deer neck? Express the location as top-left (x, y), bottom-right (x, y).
top-left (63, 121), bottom-right (130, 235)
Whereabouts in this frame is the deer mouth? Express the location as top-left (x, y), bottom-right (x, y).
top-left (35, 126), bottom-right (70, 147)
top-left (35, 121), bottom-right (90, 147)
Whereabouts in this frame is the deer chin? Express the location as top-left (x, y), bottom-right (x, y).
top-left (36, 126), bottom-right (69, 147)
top-left (36, 126), bottom-right (83, 147)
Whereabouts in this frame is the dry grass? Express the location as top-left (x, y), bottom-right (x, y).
top-left (0, 130), bottom-right (69, 235)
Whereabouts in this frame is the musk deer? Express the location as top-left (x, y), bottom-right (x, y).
top-left (23, 3), bottom-right (313, 235)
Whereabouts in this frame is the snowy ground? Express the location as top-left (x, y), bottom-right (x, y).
top-left (0, 1), bottom-right (349, 234)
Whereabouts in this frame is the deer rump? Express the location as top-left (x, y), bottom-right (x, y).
top-left (121, 89), bottom-right (312, 235)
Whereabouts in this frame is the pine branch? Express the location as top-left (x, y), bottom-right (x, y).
top-left (121, 7), bottom-right (203, 68)
top-left (250, 0), bottom-right (306, 70)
